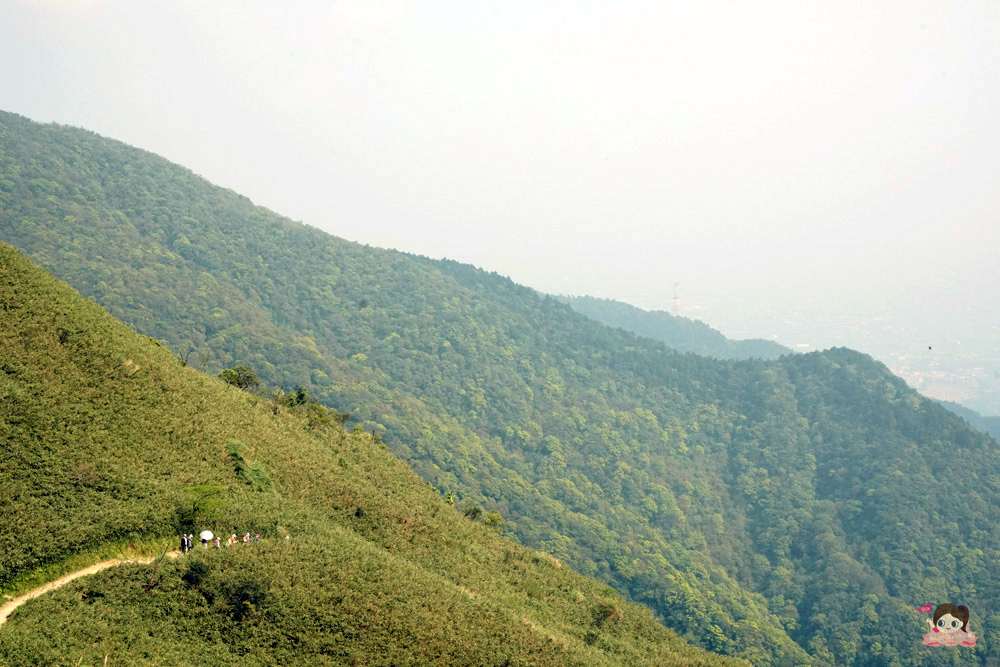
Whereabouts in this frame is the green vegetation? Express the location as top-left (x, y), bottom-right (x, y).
top-left (4, 109), bottom-right (1000, 665)
top-left (225, 439), bottom-right (274, 492)
top-left (937, 399), bottom-right (1000, 442)
top-left (0, 244), bottom-right (735, 666)
top-left (559, 295), bottom-right (789, 359)
top-left (218, 365), bottom-right (261, 391)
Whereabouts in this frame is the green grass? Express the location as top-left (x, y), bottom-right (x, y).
top-left (0, 243), bottom-right (738, 665)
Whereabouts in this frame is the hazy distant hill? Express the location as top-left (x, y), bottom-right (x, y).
top-left (558, 295), bottom-right (789, 359)
top-left (937, 399), bottom-right (1000, 442)
top-left (0, 243), bottom-right (737, 666)
top-left (6, 109), bottom-right (1000, 665)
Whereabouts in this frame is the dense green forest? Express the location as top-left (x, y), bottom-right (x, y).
top-left (559, 295), bottom-right (788, 360)
top-left (0, 243), bottom-right (738, 666)
top-left (3, 110), bottom-right (1000, 665)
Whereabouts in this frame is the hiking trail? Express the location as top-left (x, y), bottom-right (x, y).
top-left (0, 550), bottom-right (181, 629)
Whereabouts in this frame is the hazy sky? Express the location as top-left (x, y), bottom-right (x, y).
top-left (3, 1), bottom-right (999, 360)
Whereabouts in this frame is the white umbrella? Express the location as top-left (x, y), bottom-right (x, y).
top-left (199, 530), bottom-right (214, 541)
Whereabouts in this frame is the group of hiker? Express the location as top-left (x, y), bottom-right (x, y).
top-left (179, 531), bottom-right (260, 553)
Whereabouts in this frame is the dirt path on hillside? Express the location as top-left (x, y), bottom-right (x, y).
top-left (0, 550), bottom-right (181, 629)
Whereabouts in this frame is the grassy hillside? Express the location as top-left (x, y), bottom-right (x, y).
top-left (0, 243), bottom-right (738, 666)
top-left (4, 110), bottom-right (1000, 666)
top-left (559, 295), bottom-right (788, 360)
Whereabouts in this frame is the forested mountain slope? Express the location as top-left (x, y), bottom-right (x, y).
top-left (0, 243), bottom-right (736, 666)
top-left (559, 295), bottom-right (788, 360)
top-left (937, 399), bottom-right (1000, 442)
top-left (4, 110), bottom-right (1000, 665)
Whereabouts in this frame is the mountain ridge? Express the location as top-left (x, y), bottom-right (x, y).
top-left (4, 109), bottom-right (999, 665)
top-left (936, 399), bottom-right (1000, 442)
top-left (556, 294), bottom-right (789, 360)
